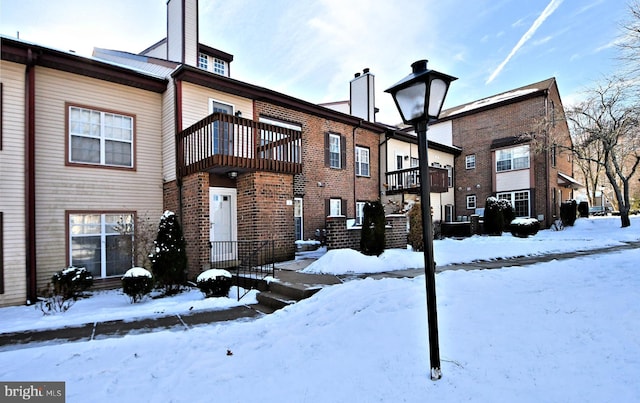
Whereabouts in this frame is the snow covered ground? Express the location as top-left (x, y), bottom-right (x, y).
top-left (1, 216), bottom-right (639, 402)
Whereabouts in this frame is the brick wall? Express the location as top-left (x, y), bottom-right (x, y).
top-left (179, 172), bottom-right (210, 279)
top-left (237, 171), bottom-right (295, 262)
top-left (254, 101), bottom-right (380, 241)
top-left (325, 215), bottom-right (407, 251)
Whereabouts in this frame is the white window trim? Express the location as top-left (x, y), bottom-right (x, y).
top-left (466, 195), bottom-right (477, 210)
top-left (465, 154), bottom-right (476, 170)
top-left (496, 145), bottom-right (530, 172)
top-left (497, 190), bottom-right (531, 218)
top-left (355, 146), bottom-right (370, 177)
top-left (208, 98), bottom-right (234, 114)
top-left (355, 201), bottom-right (366, 225)
top-left (329, 133), bottom-right (341, 169)
top-left (198, 53), bottom-right (209, 70)
top-left (329, 198), bottom-right (342, 216)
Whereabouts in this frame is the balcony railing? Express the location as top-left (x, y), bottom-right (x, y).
top-left (177, 112), bottom-right (303, 178)
top-left (384, 166), bottom-right (449, 195)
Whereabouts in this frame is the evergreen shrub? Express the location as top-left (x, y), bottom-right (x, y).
top-left (484, 197), bottom-right (515, 236)
top-left (407, 203), bottom-right (424, 252)
top-left (509, 218), bottom-right (540, 238)
top-left (122, 267), bottom-right (153, 303)
top-left (150, 211), bottom-right (188, 295)
top-left (197, 269), bottom-right (233, 298)
top-left (560, 200), bottom-right (578, 226)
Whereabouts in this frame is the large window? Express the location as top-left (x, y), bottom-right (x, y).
top-left (355, 146), bottom-right (370, 177)
top-left (497, 190), bottom-right (531, 217)
top-left (69, 213), bottom-right (134, 278)
top-left (496, 145), bottom-right (529, 172)
top-left (326, 133), bottom-right (344, 169)
top-left (68, 105), bottom-right (134, 168)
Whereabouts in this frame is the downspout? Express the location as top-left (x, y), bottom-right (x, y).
top-left (25, 49), bottom-right (37, 304)
top-left (174, 78), bottom-right (184, 221)
top-left (544, 91), bottom-right (551, 226)
top-left (353, 120), bottom-right (362, 217)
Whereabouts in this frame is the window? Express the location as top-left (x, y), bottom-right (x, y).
top-left (496, 145), bottom-right (529, 172)
top-left (551, 144), bottom-right (557, 167)
top-left (213, 58), bottom-right (226, 76)
top-left (466, 195), bottom-right (477, 210)
top-left (259, 116), bottom-right (302, 163)
top-left (355, 146), bottom-right (370, 176)
top-left (465, 154), bottom-right (476, 169)
top-left (445, 165), bottom-right (453, 187)
top-left (209, 100), bottom-right (234, 155)
top-left (325, 133), bottom-right (345, 169)
top-left (68, 106), bottom-right (134, 168)
top-left (329, 198), bottom-right (342, 216)
top-left (497, 190), bottom-right (530, 217)
top-left (198, 53), bottom-right (209, 70)
top-left (355, 201), bottom-right (366, 225)
top-left (69, 213), bottom-right (134, 278)
top-left (396, 155), bottom-right (403, 170)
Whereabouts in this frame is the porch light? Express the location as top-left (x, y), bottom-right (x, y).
top-left (385, 59), bottom-right (456, 381)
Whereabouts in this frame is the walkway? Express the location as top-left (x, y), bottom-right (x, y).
top-left (1, 241), bottom-right (638, 351)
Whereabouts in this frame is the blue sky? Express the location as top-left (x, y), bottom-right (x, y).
top-left (0, 0), bottom-right (630, 124)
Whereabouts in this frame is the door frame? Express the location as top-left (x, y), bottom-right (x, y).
top-left (209, 187), bottom-right (238, 262)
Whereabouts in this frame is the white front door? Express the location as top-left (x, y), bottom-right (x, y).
top-left (210, 187), bottom-right (237, 262)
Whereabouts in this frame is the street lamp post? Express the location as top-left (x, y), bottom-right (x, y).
top-left (385, 60), bottom-right (456, 381)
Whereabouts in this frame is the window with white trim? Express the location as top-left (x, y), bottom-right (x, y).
top-left (355, 146), bottom-right (370, 177)
top-left (355, 201), bottom-right (366, 225)
top-left (69, 106), bottom-right (134, 168)
top-left (198, 53), bottom-right (209, 70)
top-left (213, 58), bottom-right (226, 76)
top-left (497, 190), bottom-right (530, 217)
top-left (329, 198), bottom-right (342, 216)
top-left (445, 165), bottom-right (453, 187)
top-left (466, 195), bottom-right (477, 210)
top-left (329, 133), bottom-right (341, 169)
top-left (69, 213), bottom-right (134, 278)
top-left (496, 145), bottom-right (530, 172)
top-left (465, 154), bottom-right (476, 169)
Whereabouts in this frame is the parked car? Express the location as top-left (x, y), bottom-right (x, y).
top-left (589, 206), bottom-right (609, 216)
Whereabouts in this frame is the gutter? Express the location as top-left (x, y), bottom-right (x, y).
top-left (25, 49), bottom-right (37, 304)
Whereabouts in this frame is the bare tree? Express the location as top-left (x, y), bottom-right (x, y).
top-left (566, 79), bottom-right (640, 227)
top-left (617, 1), bottom-right (640, 78)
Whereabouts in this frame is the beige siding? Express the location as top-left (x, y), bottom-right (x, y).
top-left (0, 61), bottom-right (28, 306)
top-left (180, 82), bottom-right (253, 129)
top-left (34, 67), bottom-right (164, 286)
top-left (184, 0), bottom-right (198, 67)
top-left (162, 80), bottom-right (176, 181)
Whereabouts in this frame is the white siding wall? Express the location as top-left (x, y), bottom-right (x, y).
top-left (0, 61), bottom-right (27, 307)
top-left (34, 67), bottom-right (164, 286)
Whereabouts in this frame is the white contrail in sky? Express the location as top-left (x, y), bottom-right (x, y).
top-left (486, 0), bottom-right (564, 84)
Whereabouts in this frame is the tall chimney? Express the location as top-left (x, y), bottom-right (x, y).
top-left (167, 0), bottom-right (199, 66)
top-left (350, 68), bottom-right (375, 122)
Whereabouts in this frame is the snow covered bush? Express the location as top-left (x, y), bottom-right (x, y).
top-left (509, 218), bottom-right (540, 238)
top-left (196, 269), bottom-right (233, 298)
top-left (38, 266), bottom-right (94, 314)
top-left (149, 211), bottom-right (188, 295)
top-left (484, 197), bottom-right (515, 236)
top-left (122, 267), bottom-right (153, 303)
top-left (51, 266), bottom-right (94, 300)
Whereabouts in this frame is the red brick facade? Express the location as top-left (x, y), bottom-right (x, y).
top-left (448, 79), bottom-right (574, 228)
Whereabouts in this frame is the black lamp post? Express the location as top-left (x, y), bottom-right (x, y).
top-left (385, 60), bottom-right (456, 380)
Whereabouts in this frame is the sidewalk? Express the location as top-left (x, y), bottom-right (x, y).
top-left (1, 242), bottom-right (637, 351)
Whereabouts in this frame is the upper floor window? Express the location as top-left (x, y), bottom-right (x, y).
top-left (445, 164), bottom-right (453, 187)
top-left (325, 133), bottom-right (345, 169)
top-left (198, 53), bottom-right (209, 70)
top-left (551, 144), bottom-right (557, 167)
top-left (496, 145), bottom-right (529, 172)
top-left (355, 146), bottom-right (370, 177)
top-left (465, 154), bottom-right (476, 169)
top-left (213, 58), bottom-right (226, 76)
top-left (68, 105), bottom-right (134, 168)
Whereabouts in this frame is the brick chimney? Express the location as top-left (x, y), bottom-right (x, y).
top-left (350, 68), bottom-right (376, 122)
top-left (167, 0), bottom-right (199, 66)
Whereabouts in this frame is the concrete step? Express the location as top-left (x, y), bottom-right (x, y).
top-left (268, 281), bottom-right (322, 301)
top-left (256, 291), bottom-right (298, 311)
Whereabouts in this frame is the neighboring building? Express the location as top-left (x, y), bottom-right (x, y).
top-left (438, 78), bottom-right (579, 227)
top-left (379, 123), bottom-right (461, 222)
top-left (0, 0), bottom-right (386, 307)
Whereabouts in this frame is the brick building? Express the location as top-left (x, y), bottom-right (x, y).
top-left (437, 78), bottom-right (580, 228)
top-left (0, 0), bottom-right (385, 307)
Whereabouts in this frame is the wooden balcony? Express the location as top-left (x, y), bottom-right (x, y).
top-left (384, 166), bottom-right (449, 195)
top-left (176, 112), bottom-right (302, 178)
